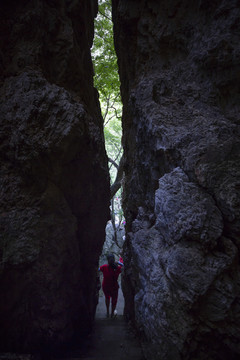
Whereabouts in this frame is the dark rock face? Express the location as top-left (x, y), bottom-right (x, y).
top-left (0, 0), bottom-right (110, 353)
top-left (112, 0), bottom-right (240, 359)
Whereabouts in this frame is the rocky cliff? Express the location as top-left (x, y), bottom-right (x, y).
top-left (0, 0), bottom-right (110, 353)
top-left (112, 0), bottom-right (240, 359)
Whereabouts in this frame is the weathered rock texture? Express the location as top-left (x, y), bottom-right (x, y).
top-left (0, 0), bottom-right (110, 353)
top-left (112, 0), bottom-right (240, 359)
top-left (99, 222), bottom-right (125, 266)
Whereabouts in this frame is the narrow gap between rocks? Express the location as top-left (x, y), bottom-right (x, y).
top-left (52, 1), bottom-right (144, 359)
top-left (74, 1), bottom-right (144, 359)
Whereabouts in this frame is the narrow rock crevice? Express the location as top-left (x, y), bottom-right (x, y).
top-left (1, 1), bottom-right (240, 359)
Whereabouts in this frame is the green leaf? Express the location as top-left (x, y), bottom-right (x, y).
top-left (92, 0), bottom-right (122, 176)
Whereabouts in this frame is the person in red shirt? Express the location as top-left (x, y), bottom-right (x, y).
top-left (99, 254), bottom-right (124, 318)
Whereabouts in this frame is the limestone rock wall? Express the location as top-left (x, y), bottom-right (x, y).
top-left (112, 0), bottom-right (240, 359)
top-left (0, 0), bottom-right (110, 353)
top-left (99, 222), bottom-right (125, 266)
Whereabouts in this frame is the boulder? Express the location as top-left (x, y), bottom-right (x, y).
top-left (112, 0), bottom-right (240, 358)
top-left (0, 0), bottom-right (110, 353)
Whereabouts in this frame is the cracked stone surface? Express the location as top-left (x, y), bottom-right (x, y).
top-left (112, 0), bottom-right (240, 359)
top-left (0, 0), bottom-right (110, 353)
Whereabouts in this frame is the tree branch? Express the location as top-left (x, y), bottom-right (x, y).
top-left (108, 157), bottom-right (119, 169)
top-left (98, 9), bottom-right (112, 22)
top-left (110, 156), bottom-right (124, 198)
top-left (104, 113), bottom-right (115, 127)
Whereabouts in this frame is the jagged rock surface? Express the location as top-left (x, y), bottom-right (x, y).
top-left (99, 222), bottom-right (125, 266)
top-left (0, 0), bottom-right (110, 353)
top-left (112, 0), bottom-right (240, 359)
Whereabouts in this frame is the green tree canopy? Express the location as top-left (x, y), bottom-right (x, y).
top-left (91, 0), bottom-right (124, 228)
top-left (92, 0), bottom-right (122, 182)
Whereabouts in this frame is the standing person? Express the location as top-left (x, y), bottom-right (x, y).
top-left (99, 254), bottom-right (124, 318)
